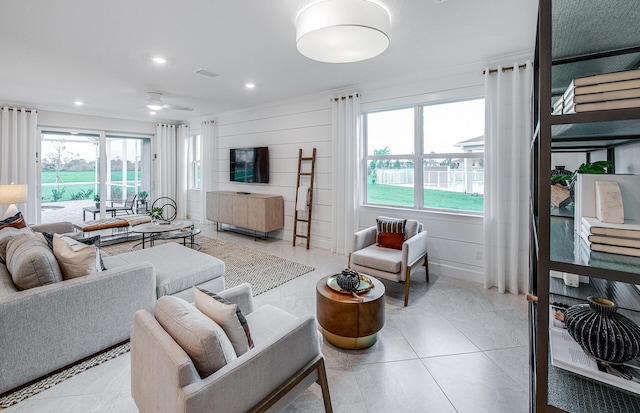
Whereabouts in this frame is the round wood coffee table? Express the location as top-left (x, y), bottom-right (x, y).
top-left (316, 274), bottom-right (385, 349)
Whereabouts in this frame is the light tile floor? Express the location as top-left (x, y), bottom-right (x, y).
top-left (4, 224), bottom-right (530, 412)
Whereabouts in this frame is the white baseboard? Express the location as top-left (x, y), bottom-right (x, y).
top-left (430, 260), bottom-right (483, 285)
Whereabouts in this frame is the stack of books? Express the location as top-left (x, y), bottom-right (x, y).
top-left (581, 216), bottom-right (640, 257)
top-left (552, 69), bottom-right (640, 114)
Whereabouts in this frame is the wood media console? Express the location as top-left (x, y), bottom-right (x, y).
top-left (206, 191), bottom-right (284, 239)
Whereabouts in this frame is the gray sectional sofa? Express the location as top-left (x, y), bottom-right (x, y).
top-left (0, 221), bottom-right (226, 396)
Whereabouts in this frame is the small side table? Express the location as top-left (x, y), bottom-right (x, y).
top-left (316, 275), bottom-right (385, 349)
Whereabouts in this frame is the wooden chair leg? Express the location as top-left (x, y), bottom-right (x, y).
top-left (316, 358), bottom-right (333, 413)
top-left (404, 268), bottom-right (411, 307)
top-left (424, 253), bottom-right (429, 283)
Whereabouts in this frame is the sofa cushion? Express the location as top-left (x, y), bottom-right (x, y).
top-left (52, 234), bottom-right (99, 279)
top-left (351, 243), bottom-right (402, 274)
top-left (0, 226), bottom-right (34, 264)
top-left (6, 233), bottom-right (63, 290)
top-left (0, 212), bottom-right (26, 231)
top-left (155, 295), bottom-right (237, 378)
top-left (104, 243), bottom-right (225, 297)
top-left (194, 287), bottom-right (254, 356)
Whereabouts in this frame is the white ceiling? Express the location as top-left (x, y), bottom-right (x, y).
top-left (0, 0), bottom-right (538, 123)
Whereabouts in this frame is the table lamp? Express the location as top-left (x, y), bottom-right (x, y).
top-left (0, 184), bottom-right (28, 219)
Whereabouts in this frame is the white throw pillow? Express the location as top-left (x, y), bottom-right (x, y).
top-left (194, 287), bottom-right (255, 356)
top-left (52, 234), bottom-right (98, 279)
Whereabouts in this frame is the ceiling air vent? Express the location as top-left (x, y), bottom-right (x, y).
top-left (193, 68), bottom-right (220, 79)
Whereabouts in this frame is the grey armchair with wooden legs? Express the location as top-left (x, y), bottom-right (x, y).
top-left (131, 283), bottom-right (332, 413)
top-left (348, 217), bottom-right (429, 306)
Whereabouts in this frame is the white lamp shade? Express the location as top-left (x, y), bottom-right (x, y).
top-left (296, 0), bottom-right (390, 63)
top-left (0, 184), bottom-right (28, 205)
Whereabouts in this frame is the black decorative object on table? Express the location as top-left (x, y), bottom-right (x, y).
top-left (564, 296), bottom-right (640, 364)
top-left (337, 269), bottom-right (360, 292)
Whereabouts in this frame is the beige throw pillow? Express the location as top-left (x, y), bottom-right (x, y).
top-left (52, 234), bottom-right (97, 279)
top-left (194, 287), bottom-right (255, 356)
top-left (155, 296), bottom-right (237, 378)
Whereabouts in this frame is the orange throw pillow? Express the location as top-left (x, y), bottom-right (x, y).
top-left (377, 232), bottom-right (405, 250)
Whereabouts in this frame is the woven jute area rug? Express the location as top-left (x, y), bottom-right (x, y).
top-left (0, 236), bottom-right (313, 407)
top-left (102, 235), bottom-right (315, 295)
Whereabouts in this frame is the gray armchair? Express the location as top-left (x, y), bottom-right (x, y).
top-left (130, 283), bottom-right (332, 413)
top-left (348, 218), bottom-right (429, 306)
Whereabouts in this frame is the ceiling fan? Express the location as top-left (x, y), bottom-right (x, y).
top-left (146, 92), bottom-right (193, 111)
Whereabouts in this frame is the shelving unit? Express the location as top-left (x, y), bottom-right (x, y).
top-left (531, 1), bottom-right (640, 412)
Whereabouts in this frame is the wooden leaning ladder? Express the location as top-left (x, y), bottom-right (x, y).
top-left (293, 148), bottom-right (316, 249)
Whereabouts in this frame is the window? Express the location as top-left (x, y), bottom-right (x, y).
top-left (189, 135), bottom-right (201, 189)
top-left (364, 98), bottom-right (485, 213)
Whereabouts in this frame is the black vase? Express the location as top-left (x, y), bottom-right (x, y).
top-left (564, 297), bottom-right (640, 363)
top-left (337, 269), bottom-right (360, 292)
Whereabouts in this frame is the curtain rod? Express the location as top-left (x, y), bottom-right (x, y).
top-left (2, 107), bottom-right (36, 113)
top-left (482, 63), bottom-right (528, 75)
top-left (332, 93), bottom-right (360, 102)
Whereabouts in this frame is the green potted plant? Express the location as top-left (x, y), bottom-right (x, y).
top-left (551, 161), bottom-right (613, 203)
top-left (148, 207), bottom-right (164, 223)
top-left (93, 194), bottom-right (100, 208)
top-left (139, 191), bottom-right (148, 200)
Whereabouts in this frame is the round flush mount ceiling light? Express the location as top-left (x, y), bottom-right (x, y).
top-left (152, 56), bottom-right (167, 64)
top-left (296, 0), bottom-right (390, 63)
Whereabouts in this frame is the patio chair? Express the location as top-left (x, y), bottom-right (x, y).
top-left (111, 192), bottom-right (137, 215)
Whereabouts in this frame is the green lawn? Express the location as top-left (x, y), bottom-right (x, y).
top-left (41, 170), bottom-right (141, 202)
top-left (367, 182), bottom-right (483, 212)
top-left (41, 170), bottom-right (138, 183)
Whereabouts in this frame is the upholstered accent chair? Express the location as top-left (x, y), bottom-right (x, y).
top-left (131, 283), bottom-right (332, 413)
top-left (348, 217), bottom-right (429, 306)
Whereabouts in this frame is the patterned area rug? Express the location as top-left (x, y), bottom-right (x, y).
top-left (102, 235), bottom-right (315, 295)
top-left (0, 342), bottom-right (130, 408)
top-left (0, 236), bottom-right (313, 407)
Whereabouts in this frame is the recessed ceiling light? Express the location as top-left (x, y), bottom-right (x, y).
top-left (74, 101), bottom-right (83, 106)
top-left (152, 56), bottom-right (167, 64)
top-left (149, 111), bottom-right (157, 115)
top-left (245, 83), bottom-right (256, 89)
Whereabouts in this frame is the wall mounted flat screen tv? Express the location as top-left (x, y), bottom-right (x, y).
top-left (229, 147), bottom-right (269, 183)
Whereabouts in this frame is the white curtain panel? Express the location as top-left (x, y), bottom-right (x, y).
top-left (0, 107), bottom-right (39, 223)
top-left (176, 124), bottom-right (190, 219)
top-left (152, 124), bottom-right (177, 203)
top-left (331, 93), bottom-right (361, 255)
top-left (199, 120), bottom-right (216, 224)
top-left (483, 62), bottom-right (533, 294)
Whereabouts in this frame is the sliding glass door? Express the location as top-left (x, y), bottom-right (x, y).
top-left (39, 129), bottom-right (151, 224)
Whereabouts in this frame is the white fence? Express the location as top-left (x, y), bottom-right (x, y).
top-left (374, 167), bottom-right (484, 195)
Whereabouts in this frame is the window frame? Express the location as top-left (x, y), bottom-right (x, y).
top-left (363, 97), bottom-right (485, 215)
top-left (188, 135), bottom-right (201, 189)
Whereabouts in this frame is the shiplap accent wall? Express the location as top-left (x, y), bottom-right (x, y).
top-left (187, 69), bottom-right (491, 282)
top-left (188, 95), bottom-right (334, 250)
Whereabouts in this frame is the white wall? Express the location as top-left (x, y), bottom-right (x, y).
top-left (38, 110), bottom-right (156, 135)
top-left (189, 95), bottom-right (334, 249)
top-left (188, 68), bottom-right (488, 282)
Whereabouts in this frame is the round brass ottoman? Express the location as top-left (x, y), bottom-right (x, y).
top-left (316, 275), bottom-right (385, 349)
